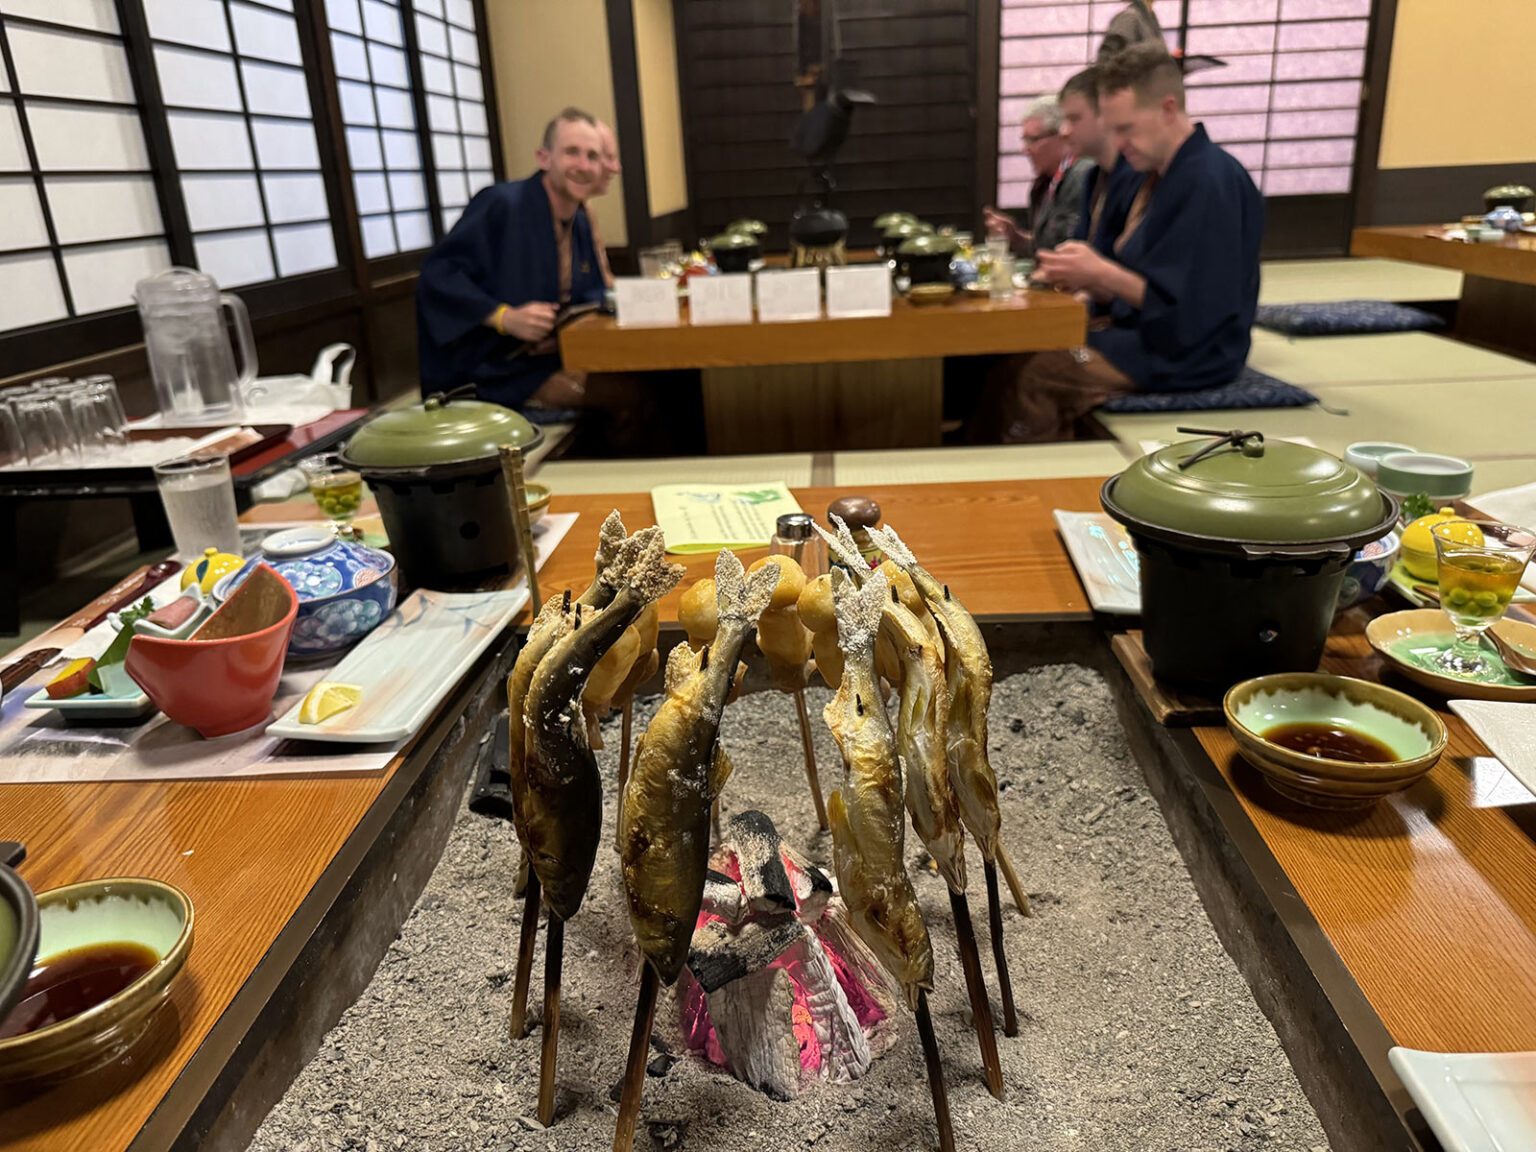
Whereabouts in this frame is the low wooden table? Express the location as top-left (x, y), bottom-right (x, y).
top-left (1350, 225), bottom-right (1536, 359)
top-left (559, 291), bottom-right (1086, 454)
top-left (0, 477), bottom-right (1107, 1152)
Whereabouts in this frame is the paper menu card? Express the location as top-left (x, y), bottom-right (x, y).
top-left (825, 265), bottom-right (892, 318)
top-left (755, 269), bottom-right (821, 322)
top-left (651, 482), bottom-right (804, 554)
top-left (614, 277), bottom-right (680, 327)
top-left (688, 273), bottom-right (754, 325)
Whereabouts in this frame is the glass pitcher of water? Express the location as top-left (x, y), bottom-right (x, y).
top-left (134, 267), bottom-right (256, 424)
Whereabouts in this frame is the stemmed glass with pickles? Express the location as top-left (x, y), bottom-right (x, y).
top-left (299, 452), bottom-right (364, 529)
top-left (1431, 519), bottom-right (1536, 680)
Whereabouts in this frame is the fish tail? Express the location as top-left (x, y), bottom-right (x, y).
top-left (714, 548), bottom-right (777, 624)
top-left (615, 526), bottom-right (684, 603)
top-left (594, 509), bottom-right (628, 570)
top-left (831, 567), bottom-right (889, 663)
top-left (865, 524), bottom-right (914, 568)
top-left (816, 516), bottom-right (869, 580)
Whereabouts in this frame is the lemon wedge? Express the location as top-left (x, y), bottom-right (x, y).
top-left (299, 681), bottom-right (363, 725)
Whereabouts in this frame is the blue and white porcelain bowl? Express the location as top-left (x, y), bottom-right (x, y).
top-left (1336, 531), bottom-right (1401, 613)
top-left (214, 526), bottom-right (397, 657)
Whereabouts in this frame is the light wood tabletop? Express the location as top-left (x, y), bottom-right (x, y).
top-left (1192, 610), bottom-right (1536, 1055)
top-left (0, 476), bottom-right (1108, 1151)
top-left (1350, 225), bottom-right (1536, 288)
top-left (558, 289), bottom-right (1087, 372)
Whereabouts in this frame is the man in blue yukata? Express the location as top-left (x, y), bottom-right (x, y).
top-left (989, 44), bottom-right (1262, 442)
top-left (415, 106), bottom-right (608, 418)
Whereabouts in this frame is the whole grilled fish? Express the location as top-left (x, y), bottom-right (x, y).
top-left (824, 568), bottom-right (934, 1011)
top-left (506, 512), bottom-right (633, 858)
top-left (869, 525), bottom-right (1003, 864)
top-left (819, 520), bottom-right (967, 894)
top-left (619, 550), bottom-right (777, 983)
top-left (523, 530), bottom-right (681, 921)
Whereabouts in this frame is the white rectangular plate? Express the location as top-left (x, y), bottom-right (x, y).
top-left (1390, 1047), bottom-right (1536, 1152)
top-left (23, 686), bottom-right (155, 721)
top-left (266, 588), bottom-right (525, 743)
top-left (1449, 700), bottom-right (1536, 801)
top-left (1052, 510), bottom-right (1141, 616)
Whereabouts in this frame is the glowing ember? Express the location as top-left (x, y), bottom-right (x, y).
top-left (675, 810), bottom-right (896, 1099)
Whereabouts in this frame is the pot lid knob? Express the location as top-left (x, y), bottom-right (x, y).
top-left (1176, 427), bottom-right (1265, 470)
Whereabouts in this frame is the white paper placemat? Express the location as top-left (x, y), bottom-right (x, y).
top-left (1449, 699), bottom-right (1536, 804)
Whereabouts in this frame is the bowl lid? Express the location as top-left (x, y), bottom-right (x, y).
top-left (1106, 431), bottom-right (1389, 544)
top-left (1484, 184), bottom-right (1534, 198)
top-left (874, 211), bottom-right (918, 229)
top-left (343, 394), bottom-right (537, 468)
top-left (709, 231), bottom-right (760, 251)
top-left (898, 233), bottom-right (958, 256)
top-left (726, 218), bottom-right (767, 235)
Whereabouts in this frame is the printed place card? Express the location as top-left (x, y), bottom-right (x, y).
top-left (755, 268), bottom-right (822, 323)
top-left (824, 265), bottom-right (892, 318)
top-left (614, 278), bottom-right (680, 327)
top-left (688, 273), bottom-right (754, 326)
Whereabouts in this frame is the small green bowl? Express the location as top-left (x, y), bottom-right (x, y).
top-left (1223, 673), bottom-right (1447, 810)
top-left (1375, 452), bottom-right (1474, 503)
top-left (524, 481), bottom-right (551, 524)
top-left (0, 877), bottom-right (193, 1083)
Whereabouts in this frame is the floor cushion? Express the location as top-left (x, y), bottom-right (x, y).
top-left (1255, 299), bottom-right (1444, 336)
top-left (1098, 366), bottom-right (1317, 413)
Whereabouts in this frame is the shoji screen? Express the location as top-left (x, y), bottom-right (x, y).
top-left (145, 0), bottom-right (339, 288)
top-left (0, 1), bottom-right (172, 333)
top-left (409, 0), bottom-right (492, 234)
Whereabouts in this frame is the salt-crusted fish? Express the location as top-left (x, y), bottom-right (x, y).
top-left (619, 551), bottom-right (777, 983)
top-left (523, 530), bottom-right (681, 921)
top-left (823, 568), bottom-right (934, 1010)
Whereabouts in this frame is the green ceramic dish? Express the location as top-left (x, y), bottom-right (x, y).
top-left (1366, 609), bottom-right (1536, 702)
top-left (1224, 672), bottom-right (1447, 809)
top-left (0, 877), bottom-right (194, 1083)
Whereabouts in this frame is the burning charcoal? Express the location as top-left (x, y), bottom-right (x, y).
top-left (706, 966), bottom-right (803, 1101)
top-left (729, 810), bottom-right (795, 915)
top-left (699, 869), bottom-right (746, 925)
top-left (780, 843), bottom-right (834, 923)
top-left (687, 919), bottom-right (805, 993)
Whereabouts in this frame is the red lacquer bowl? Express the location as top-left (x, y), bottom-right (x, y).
top-left (125, 564), bottom-right (298, 738)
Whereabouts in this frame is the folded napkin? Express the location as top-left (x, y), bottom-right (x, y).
top-left (1449, 699), bottom-right (1536, 803)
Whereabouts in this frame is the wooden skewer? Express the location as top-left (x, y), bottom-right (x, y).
top-left (537, 913), bottom-right (566, 1126)
top-left (984, 859), bottom-right (1019, 1037)
top-left (509, 871), bottom-right (541, 1040)
top-left (612, 963), bottom-right (661, 1152)
top-left (498, 444), bottom-right (541, 613)
top-left (996, 842), bottom-right (1032, 917)
top-left (948, 888), bottom-right (1004, 1099)
top-left (793, 688), bottom-right (830, 831)
top-left (915, 989), bottom-right (957, 1152)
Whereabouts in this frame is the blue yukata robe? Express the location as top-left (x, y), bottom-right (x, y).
top-left (1087, 126), bottom-right (1263, 392)
top-left (416, 172), bottom-right (606, 408)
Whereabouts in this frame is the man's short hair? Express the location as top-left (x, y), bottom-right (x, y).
top-left (541, 106), bottom-right (597, 150)
top-left (1022, 95), bottom-right (1063, 133)
top-left (1060, 67), bottom-right (1099, 112)
top-left (1097, 43), bottom-right (1184, 109)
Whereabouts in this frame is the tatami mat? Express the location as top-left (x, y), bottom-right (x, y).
top-left (1470, 458), bottom-right (1536, 500)
top-left (535, 452), bottom-right (816, 493)
top-left (1248, 329), bottom-right (1535, 387)
top-left (1259, 258), bottom-right (1463, 305)
top-left (831, 441), bottom-right (1128, 485)
top-left (1101, 375), bottom-right (1536, 462)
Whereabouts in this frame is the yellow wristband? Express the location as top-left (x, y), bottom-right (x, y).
top-left (492, 304), bottom-right (511, 334)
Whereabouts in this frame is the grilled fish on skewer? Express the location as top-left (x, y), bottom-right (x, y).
top-left (824, 568), bottom-right (934, 1011)
top-left (619, 551), bottom-right (777, 983)
top-left (524, 532), bottom-right (682, 921)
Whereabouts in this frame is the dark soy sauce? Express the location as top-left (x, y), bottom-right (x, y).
top-left (1264, 722), bottom-right (1397, 764)
top-left (0, 941), bottom-right (159, 1038)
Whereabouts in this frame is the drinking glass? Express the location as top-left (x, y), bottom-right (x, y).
top-left (14, 396), bottom-right (81, 465)
top-left (990, 252), bottom-right (1016, 300)
top-left (639, 247), bottom-right (668, 279)
top-left (1431, 519), bottom-right (1536, 679)
top-left (0, 406), bottom-right (26, 469)
top-left (154, 455), bottom-right (242, 559)
top-left (78, 375), bottom-right (128, 433)
top-left (298, 452), bottom-right (364, 526)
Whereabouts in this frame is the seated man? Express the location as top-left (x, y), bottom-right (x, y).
top-left (983, 96), bottom-right (1092, 258)
top-left (990, 45), bottom-right (1261, 442)
top-left (1057, 66), bottom-right (1143, 258)
top-left (416, 107), bottom-right (607, 414)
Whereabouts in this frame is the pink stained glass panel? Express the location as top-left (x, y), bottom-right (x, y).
top-left (1269, 79), bottom-right (1361, 111)
top-left (1268, 108), bottom-right (1359, 139)
top-left (1223, 142), bottom-right (1266, 170)
top-left (1184, 23), bottom-right (1277, 54)
top-left (1002, 34), bottom-right (1094, 66)
top-left (1186, 84), bottom-right (1272, 115)
top-left (1187, 0), bottom-right (1279, 24)
top-left (1200, 112), bottom-right (1271, 143)
top-left (1281, 0), bottom-right (1369, 17)
top-left (1277, 19), bottom-right (1368, 51)
top-left (999, 153), bottom-right (1037, 183)
top-left (1273, 48), bottom-right (1364, 79)
top-left (1000, 64), bottom-right (1082, 96)
top-left (1186, 54), bottom-right (1274, 85)
top-left (1266, 137), bottom-right (1355, 167)
top-left (1263, 166), bottom-right (1351, 195)
top-left (997, 180), bottom-right (1034, 209)
top-left (1001, 5), bottom-right (1092, 36)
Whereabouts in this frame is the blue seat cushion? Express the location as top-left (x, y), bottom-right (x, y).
top-left (1255, 300), bottom-right (1444, 336)
top-left (1099, 366), bottom-right (1317, 413)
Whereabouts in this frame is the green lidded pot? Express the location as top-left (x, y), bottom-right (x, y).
top-left (896, 233), bottom-right (959, 258)
top-left (1106, 434), bottom-right (1390, 546)
top-left (709, 230), bottom-right (762, 273)
top-left (343, 393), bottom-right (541, 472)
top-left (339, 393), bottom-right (543, 589)
top-left (874, 211), bottom-right (919, 230)
top-left (726, 218), bottom-right (767, 236)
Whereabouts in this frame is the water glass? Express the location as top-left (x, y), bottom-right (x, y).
top-left (639, 246), bottom-right (669, 279)
top-left (0, 406), bottom-right (25, 469)
top-left (1431, 519), bottom-right (1536, 680)
top-left (298, 452), bottom-right (364, 526)
top-left (14, 396), bottom-right (81, 465)
top-left (990, 252), bottom-right (1016, 300)
top-left (66, 389), bottom-right (127, 459)
top-left (154, 455), bottom-right (242, 560)
top-left (78, 374), bottom-right (127, 432)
